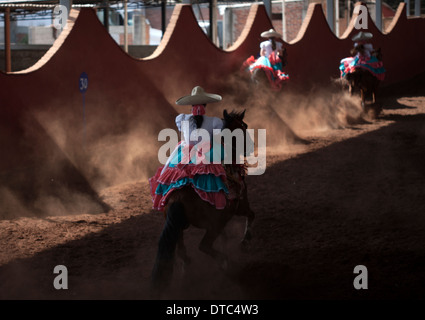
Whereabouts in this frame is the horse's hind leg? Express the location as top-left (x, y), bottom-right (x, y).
top-left (199, 228), bottom-right (228, 269)
top-left (151, 202), bottom-right (187, 297)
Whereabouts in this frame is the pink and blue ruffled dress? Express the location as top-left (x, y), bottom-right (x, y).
top-left (340, 51), bottom-right (385, 81)
top-left (242, 40), bottom-right (289, 90)
top-left (149, 114), bottom-right (229, 212)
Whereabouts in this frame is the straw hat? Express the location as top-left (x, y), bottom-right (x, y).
top-left (175, 86), bottom-right (222, 105)
top-left (351, 31), bottom-right (373, 42)
top-left (261, 28), bottom-right (282, 39)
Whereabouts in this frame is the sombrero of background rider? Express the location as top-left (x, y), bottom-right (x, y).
top-left (260, 28), bottom-right (282, 39)
top-left (175, 86), bottom-right (222, 105)
top-left (351, 31), bottom-right (373, 42)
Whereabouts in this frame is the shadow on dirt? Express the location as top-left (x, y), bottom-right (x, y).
top-left (1, 103), bottom-right (425, 299)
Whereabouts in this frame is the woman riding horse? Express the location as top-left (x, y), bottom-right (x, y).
top-left (149, 86), bottom-right (229, 212)
top-left (149, 86), bottom-right (254, 296)
top-left (339, 31), bottom-right (386, 111)
top-left (242, 29), bottom-right (289, 90)
top-left (340, 31), bottom-right (385, 81)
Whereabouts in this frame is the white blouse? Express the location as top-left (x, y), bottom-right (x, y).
top-left (260, 40), bottom-right (283, 57)
top-left (175, 114), bottom-right (223, 144)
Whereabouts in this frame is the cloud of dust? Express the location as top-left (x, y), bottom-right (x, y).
top-left (32, 105), bottom-right (168, 191)
top-left (0, 159), bottom-right (108, 220)
top-left (275, 87), bottom-right (363, 134)
top-left (83, 126), bottom-right (165, 189)
top-left (219, 73), bottom-right (364, 154)
top-left (0, 110), bottom-right (112, 220)
top-left (1, 104), bottom-right (162, 219)
top-left (0, 187), bottom-right (33, 220)
top-left (0, 75), bottom-right (363, 220)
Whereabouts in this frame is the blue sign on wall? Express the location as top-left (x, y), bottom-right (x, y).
top-left (79, 72), bottom-right (88, 93)
top-left (79, 72), bottom-right (88, 148)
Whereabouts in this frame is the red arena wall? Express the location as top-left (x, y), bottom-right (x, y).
top-left (0, 2), bottom-right (424, 216)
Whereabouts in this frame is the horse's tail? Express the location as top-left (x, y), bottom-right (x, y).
top-left (151, 201), bottom-right (187, 296)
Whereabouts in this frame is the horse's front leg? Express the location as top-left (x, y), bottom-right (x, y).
top-left (242, 209), bottom-right (255, 246)
top-left (199, 228), bottom-right (228, 270)
top-left (238, 184), bottom-right (255, 246)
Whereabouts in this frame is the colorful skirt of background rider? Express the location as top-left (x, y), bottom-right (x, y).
top-left (243, 51), bottom-right (289, 90)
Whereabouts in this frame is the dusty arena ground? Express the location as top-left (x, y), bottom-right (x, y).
top-left (0, 75), bottom-right (425, 301)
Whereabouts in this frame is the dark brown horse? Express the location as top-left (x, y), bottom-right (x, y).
top-left (344, 47), bottom-right (383, 116)
top-left (150, 110), bottom-right (255, 297)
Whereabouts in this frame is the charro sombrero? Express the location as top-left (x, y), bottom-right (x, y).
top-left (351, 31), bottom-right (373, 42)
top-left (175, 86), bottom-right (222, 105)
top-left (260, 28), bottom-right (282, 39)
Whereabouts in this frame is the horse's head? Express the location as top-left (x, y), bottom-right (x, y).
top-left (222, 109), bottom-right (253, 161)
top-left (223, 109), bottom-right (247, 131)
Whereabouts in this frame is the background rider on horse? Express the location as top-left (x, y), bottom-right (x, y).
top-left (339, 31), bottom-right (385, 81)
top-left (242, 29), bottom-right (289, 90)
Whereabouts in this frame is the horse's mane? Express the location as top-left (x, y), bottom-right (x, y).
top-left (222, 109), bottom-right (245, 129)
top-left (227, 110), bottom-right (245, 118)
